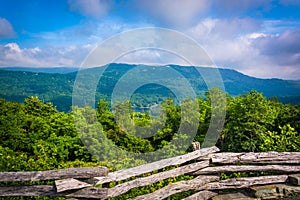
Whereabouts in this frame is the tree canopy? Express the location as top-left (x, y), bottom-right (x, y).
top-left (0, 90), bottom-right (299, 199)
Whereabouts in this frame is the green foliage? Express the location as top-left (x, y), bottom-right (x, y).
top-left (0, 146), bottom-right (29, 171)
top-left (1, 64), bottom-right (300, 112)
top-left (219, 91), bottom-right (280, 152)
top-left (24, 96), bottom-right (57, 117)
top-left (0, 89), bottom-right (299, 199)
top-left (218, 90), bottom-right (300, 152)
top-left (260, 124), bottom-right (300, 152)
top-left (1, 90), bottom-right (299, 171)
top-left (0, 97), bottom-right (92, 171)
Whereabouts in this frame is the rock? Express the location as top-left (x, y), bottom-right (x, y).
top-left (212, 192), bottom-right (258, 200)
top-left (250, 185), bottom-right (283, 199)
top-left (288, 174), bottom-right (300, 186)
top-left (282, 185), bottom-right (300, 196)
top-left (254, 184), bottom-right (300, 199)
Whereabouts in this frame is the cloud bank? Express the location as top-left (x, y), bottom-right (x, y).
top-left (0, 0), bottom-right (299, 79)
top-left (0, 18), bottom-right (16, 38)
top-left (68, 0), bottom-right (113, 18)
top-left (0, 43), bottom-right (92, 67)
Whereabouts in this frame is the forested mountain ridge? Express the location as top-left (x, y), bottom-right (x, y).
top-left (0, 66), bottom-right (78, 74)
top-left (0, 66), bottom-right (300, 199)
top-left (1, 63), bottom-right (299, 111)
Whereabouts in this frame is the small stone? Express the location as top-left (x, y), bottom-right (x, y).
top-left (276, 184), bottom-right (285, 195)
top-left (212, 192), bottom-right (258, 200)
top-left (251, 185), bottom-right (278, 198)
top-left (282, 185), bottom-right (300, 196)
top-left (288, 174), bottom-right (300, 186)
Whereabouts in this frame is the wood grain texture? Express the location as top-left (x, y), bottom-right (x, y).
top-left (0, 185), bottom-right (107, 199)
top-left (0, 167), bottom-right (108, 182)
top-left (201, 175), bottom-right (288, 190)
top-left (2, 150), bottom-right (299, 199)
top-left (95, 146), bottom-right (219, 185)
top-left (183, 190), bottom-right (217, 200)
top-left (130, 175), bottom-right (288, 200)
top-left (210, 152), bottom-right (300, 164)
top-left (0, 185), bottom-right (55, 196)
top-left (107, 160), bottom-right (210, 198)
top-left (55, 178), bottom-right (91, 193)
top-left (131, 175), bottom-right (219, 200)
top-left (65, 187), bottom-right (107, 199)
top-left (191, 165), bottom-right (300, 175)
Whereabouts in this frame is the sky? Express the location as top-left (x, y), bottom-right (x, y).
top-left (0, 0), bottom-right (300, 79)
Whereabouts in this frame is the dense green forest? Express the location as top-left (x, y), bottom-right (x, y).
top-left (1, 89), bottom-right (299, 199)
top-left (1, 64), bottom-right (300, 112)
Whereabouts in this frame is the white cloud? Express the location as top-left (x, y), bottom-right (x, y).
top-left (0, 18), bottom-right (16, 38)
top-left (1, 20), bottom-right (154, 68)
top-left (0, 43), bottom-right (93, 67)
top-left (1, 0), bottom-right (298, 79)
top-left (68, 0), bottom-right (113, 18)
top-left (115, 49), bottom-right (190, 66)
top-left (4, 43), bottom-right (22, 53)
top-left (184, 18), bottom-right (300, 79)
top-left (132, 0), bottom-right (210, 27)
top-left (186, 16), bottom-right (261, 63)
top-left (247, 33), bottom-right (267, 39)
top-left (250, 28), bottom-right (300, 79)
top-left (29, 20), bottom-right (152, 47)
top-left (129, 0), bottom-right (273, 28)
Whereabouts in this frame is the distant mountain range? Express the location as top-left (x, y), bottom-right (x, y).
top-left (0, 67), bottom-right (79, 74)
top-left (0, 63), bottom-right (299, 111)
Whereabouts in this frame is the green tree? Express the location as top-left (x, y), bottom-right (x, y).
top-left (24, 96), bottom-right (57, 117)
top-left (219, 91), bottom-right (280, 152)
top-left (260, 124), bottom-right (300, 152)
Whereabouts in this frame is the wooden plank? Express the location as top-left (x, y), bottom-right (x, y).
top-left (0, 185), bottom-right (107, 199)
top-left (0, 185), bottom-right (55, 196)
top-left (196, 154), bottom-right (211, 161)
top-left (201, 175), bottom-right (288, 190)
top-left (0, 167), bottom-right (108, 182)
top-left (183, 190), bottom-right (218, 200)
top-left (107, 160), bottom-right (210, 198)
top-left (210, 152), bottom-right (300, 164)
top-left (131, 175), bottom-right (288, 200)
top-left (131, 175), bottom-right (219, 200)
top-left (133, 175), bottom-right (288, 200)
top-left (0, 175), bottom-right (287, 199)
top-left (191, 165), bottom-right (300, 175)
top-left (95, 146), bottom-right (219, 185)
top-left (66, 187), bottom-right (107, 199)
top-left (55, 178), bottom-right (92, 193)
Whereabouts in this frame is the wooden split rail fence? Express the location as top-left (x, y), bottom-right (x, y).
top-left (1, 146), bottom-right (300, 199)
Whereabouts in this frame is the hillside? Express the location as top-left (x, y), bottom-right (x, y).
top-left (0, 66), bottom-right (78, 74)
top-left (0, 63), bottom-right (299, 111)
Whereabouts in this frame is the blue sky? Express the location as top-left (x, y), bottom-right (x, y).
top-left (0, 0), bottom-right (300, 79)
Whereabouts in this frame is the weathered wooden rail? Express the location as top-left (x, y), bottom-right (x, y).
top-left (1, 146), bottom-right (300, 199)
